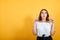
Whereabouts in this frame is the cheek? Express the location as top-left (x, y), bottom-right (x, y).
top-left (41, 14), bottom-right (43, 17)
top-left (45, 14), bottom-right (47, 17)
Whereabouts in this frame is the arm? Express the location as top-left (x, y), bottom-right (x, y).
top-left (32, 20), bottom-right (37, 35)
top-left (50, 18), bottom-right (55, 35)
top-left (50, 22), bottom-right (55, 35)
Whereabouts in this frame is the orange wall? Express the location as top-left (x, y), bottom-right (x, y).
top-left (0, 0), bottom-right (60, 40)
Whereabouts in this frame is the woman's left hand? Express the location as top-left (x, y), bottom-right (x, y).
top-left (49, 17), bottom-right (54, 23)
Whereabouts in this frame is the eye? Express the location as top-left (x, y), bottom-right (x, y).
top-left (41, 12), bottom-right (43, 14)
top-left (45, 12), bottom-right (47, 14)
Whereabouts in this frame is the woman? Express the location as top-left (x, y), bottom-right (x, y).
top-left (32, 9), bottom-right (55, 40)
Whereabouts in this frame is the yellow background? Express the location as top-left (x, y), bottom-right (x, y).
top-left (0, 0), bottom-right (60, 40)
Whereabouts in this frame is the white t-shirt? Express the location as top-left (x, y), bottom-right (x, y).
top-left (34, 21), bottom-right (52, 37)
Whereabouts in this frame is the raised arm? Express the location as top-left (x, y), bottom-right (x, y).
top-left (32, 19), bottom-right (37, 35)
top-left (50, 18), bottom-right (55, 35)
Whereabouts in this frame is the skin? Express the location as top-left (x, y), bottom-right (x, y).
top-left (32, 10), bottom-right (55, 36)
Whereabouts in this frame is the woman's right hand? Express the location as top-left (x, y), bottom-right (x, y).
top-left (35, 18), bottom-right (38, 21)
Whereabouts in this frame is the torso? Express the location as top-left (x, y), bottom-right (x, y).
top-left (36, 21), bottom-right (52, 37)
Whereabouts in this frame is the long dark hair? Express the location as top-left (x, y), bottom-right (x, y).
top-left (38, 9), bottom-right (49, 21)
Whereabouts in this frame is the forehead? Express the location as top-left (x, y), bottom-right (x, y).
top-left (41, 10), bottom-right (47, 12)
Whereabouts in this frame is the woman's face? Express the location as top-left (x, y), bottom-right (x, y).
top-left (41, 10), bottom-right (47, 19)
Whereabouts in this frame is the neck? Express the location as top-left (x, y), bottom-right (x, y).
top-left (42, 18), bottom-right (46, 22)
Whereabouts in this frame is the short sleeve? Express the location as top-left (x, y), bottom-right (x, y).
top-left (33, 21), bottom-right (37, 27)
top-left (50, 22), bottom-right (52, 25)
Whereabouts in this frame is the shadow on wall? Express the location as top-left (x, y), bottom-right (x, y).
top-left (15, 15), bottom-right (35, 40)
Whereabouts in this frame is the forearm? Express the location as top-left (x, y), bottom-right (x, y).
top-left (50, 23), bottom-right (55, 35)
top-left (32, 26), bottom-right (37, 35)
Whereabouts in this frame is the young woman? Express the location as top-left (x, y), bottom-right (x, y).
top-left (32, 9), bottom-right (55, 40)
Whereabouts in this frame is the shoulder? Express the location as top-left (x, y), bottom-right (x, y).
top-left (48, 20), bottom-right (54, 25)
